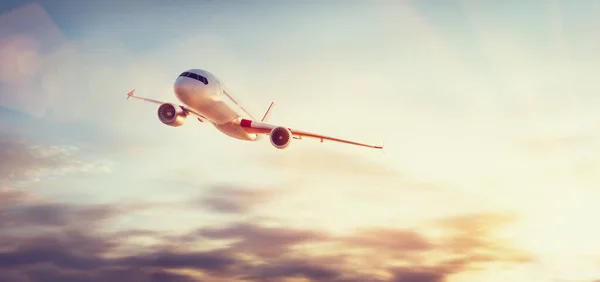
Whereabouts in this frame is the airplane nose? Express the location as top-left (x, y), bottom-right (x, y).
top-left (174, 77), bottom-right (194, 104)
top-left (173, 77), bottom-right (186, 93)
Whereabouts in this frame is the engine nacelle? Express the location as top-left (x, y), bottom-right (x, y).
top-left (269, 126), bottom-right (292, 149)
top-left (157, 103), bottom-right (187, 127)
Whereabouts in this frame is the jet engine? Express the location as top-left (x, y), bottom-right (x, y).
top-left (157, 103), bottom-right (187, 127)
top-left (269, 126), bottom-right (292, 149)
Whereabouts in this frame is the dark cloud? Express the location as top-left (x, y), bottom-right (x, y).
top-left (0, 243), bottom-right (108, 270)
top-left (0, 195), bottom-right (138, 231)
top-left (391, 268), bottom-right (445, 282)
top-left (0, 184), bottom-right (531, 282)
top-left (1, 203), bottom-right (115, 228)
top-left (344, 228), bottom-right (433, 252)
top-left (0, 192), bottom-right (218, 281)
top-left (0, 230), bottom-right (230, 280)
top-left (5, 265), bottom-right (200, 282)
top-left (198, 222), bottom-right (327, 259)
top-left (243, 260), bottom-right (342, 282)
top-left (193, 184), bottom-right (281, 214)
top-left (119, 249), bottom-right (236, 273)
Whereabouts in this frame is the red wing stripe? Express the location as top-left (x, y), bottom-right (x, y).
top-left (240, 119), bottom-right (252, 127)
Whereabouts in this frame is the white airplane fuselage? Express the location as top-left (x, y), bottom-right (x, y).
top-left (173, 69), bottom-right (259, 141)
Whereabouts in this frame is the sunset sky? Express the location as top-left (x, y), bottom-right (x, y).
top-left (1, 1), bottom-right (600, 281)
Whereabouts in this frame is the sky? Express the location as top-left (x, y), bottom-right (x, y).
top-left (1, 0), bottom-right (600, 281)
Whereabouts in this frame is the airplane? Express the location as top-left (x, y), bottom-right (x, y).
top-left (126, 69), bottom-right (384, 150)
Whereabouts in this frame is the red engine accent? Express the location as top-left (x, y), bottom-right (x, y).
top-left (240, 119), bottom-right (252, 128)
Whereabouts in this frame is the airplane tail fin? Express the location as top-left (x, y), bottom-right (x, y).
top-left (261, 102), bottom-right (275, 122)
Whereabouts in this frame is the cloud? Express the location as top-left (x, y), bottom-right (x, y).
top-left (0, 138), bottom-right (68, 182)
top-left (191, 183), bottom-right (283, 214)
top-left (0, 186), bottom-right (33, 202)
top-left (0, 199), bottom-right (532, 282)
top-left (390, 268), bottom-right (445, 282)
top-left (432, 212), bottom-right (531, 264)
top-left (0, 188), bottom-right (155, 235)
top-left (197, 223), bottom-right (327, 259)
top-left (328, 212), bottom-right (530, 281)
top-left (0, 106), bottom-right (174, 165)
top-left (13, 266), bottom-right (199, 282)
top-left (242, 260), bottom-right (345, 282)
top-left (0, 203), bottom-right (118, 230)
top-left (343, 228), bottom-right (432, 253)
top-left (167, 212), bottom-right (529, 281)
top-left (119, 250), bottom-right (237, 273)
top-left (0, 189), bottom-right (211, 281)
top-left (0, 138), bottom-right (112, 183)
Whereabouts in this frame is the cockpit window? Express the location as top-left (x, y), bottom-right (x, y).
top-left (179, 72), bottom-right (208, 85)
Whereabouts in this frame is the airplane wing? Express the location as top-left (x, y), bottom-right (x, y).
top-left (126, 89), bottom-right (209, 122)
top-left (238, 118), bottom-right (384, 150)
